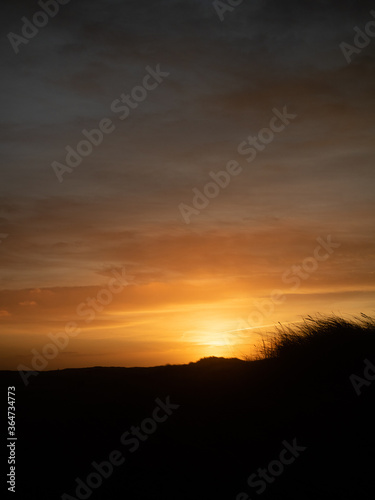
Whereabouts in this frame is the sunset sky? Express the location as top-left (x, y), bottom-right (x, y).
top-left (1, 0), bottom-right (374, 370)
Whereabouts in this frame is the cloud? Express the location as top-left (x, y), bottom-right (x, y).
top-left (0, 0), bottom-right (374, 368)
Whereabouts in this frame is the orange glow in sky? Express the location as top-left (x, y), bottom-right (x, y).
top-left (1, 1), bottom-right (375, 370)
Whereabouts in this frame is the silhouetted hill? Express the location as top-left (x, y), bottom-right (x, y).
top-left (1, 315), bottom-right (375, 499)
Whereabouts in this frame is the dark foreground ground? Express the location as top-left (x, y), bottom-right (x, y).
top-left (1, 316), bottom-right (375, 500)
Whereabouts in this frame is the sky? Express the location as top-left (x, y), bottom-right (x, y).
top-left (0, 0), bottom-right (374, 370)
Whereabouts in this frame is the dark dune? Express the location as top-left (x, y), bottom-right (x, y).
top-left (1, 315), bottom-right (375, 499)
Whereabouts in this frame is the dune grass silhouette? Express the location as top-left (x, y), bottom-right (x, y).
top-left (256, 313), bottom-right (375, 362)
top-left (2, 313), bottom-right (375, 500)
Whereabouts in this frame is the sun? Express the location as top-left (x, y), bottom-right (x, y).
top-left (181, 318), bottom-right (257, 359)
